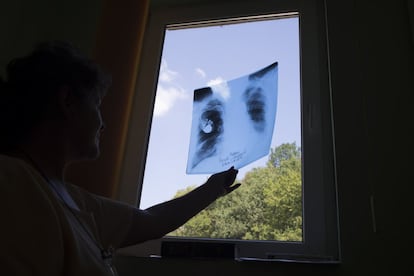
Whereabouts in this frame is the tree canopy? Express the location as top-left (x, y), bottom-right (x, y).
top-left (169, 142), bottom-right (302, 241)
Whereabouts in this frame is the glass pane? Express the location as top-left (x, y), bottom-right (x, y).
top-left (140, 15), bottom-right (302, 242)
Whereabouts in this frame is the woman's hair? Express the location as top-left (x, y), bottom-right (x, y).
top-left (0, 40), bottom-right (112, 151)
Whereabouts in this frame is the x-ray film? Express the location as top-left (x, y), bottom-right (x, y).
top-left (186, 62), bottom-right (278, 174)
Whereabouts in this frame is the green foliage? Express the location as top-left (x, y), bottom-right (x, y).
top-left (168, 142), bottom-right (302, 242)
top-left (268, 142), bottom-right (300, 168)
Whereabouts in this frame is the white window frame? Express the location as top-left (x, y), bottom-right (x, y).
top-left (117, 0), bottom-right (340, 262)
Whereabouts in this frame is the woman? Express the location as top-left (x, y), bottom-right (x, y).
top-left (0, 41), bottom-right (240, 275)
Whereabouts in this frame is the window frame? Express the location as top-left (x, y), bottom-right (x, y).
top-left (117, 0), bottom-right (340, 262)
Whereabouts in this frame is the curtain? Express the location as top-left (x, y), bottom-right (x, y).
top-left (66, 0), bottom-right (149, 199)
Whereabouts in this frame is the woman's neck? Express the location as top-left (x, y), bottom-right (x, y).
top-left (13, 141), bottom-right (67, 184)
top-left (14, 145), bottom-right (80, 211)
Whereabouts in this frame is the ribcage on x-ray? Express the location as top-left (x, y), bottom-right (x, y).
top-left (194, 99), bottom-right (224, 167)
top-left (187, 61), bottom-right (278, 174)
top-left (243, 86), bottom-right (266, 132)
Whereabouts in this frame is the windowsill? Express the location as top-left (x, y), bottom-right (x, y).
top-left (114, 254), bottom-right (341, 266)
top-left (115, 239), bottom-right (341, 266)
top-left (235, 256), bottom-right (341, 264)
top-left (114, 252), bottom-right (341, 275)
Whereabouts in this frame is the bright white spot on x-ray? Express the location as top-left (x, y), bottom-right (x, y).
top-left (187, 62), bottom-right (278, 174)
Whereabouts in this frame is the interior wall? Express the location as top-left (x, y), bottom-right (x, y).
top-left (332, 0), bottom-right (413, 274)
top-left (0, 0), bottom-right (102, 75)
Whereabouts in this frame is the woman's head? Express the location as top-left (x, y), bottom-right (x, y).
top-left (0, 41), bottom-right (111, 152)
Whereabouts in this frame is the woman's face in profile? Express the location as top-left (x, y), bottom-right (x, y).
top-left (66, 89), bottom-right (105, 161)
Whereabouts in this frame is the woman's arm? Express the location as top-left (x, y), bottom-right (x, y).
top-left (120, 167), bottom-right (240, 247)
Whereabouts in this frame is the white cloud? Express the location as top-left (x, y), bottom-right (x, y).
top-left (154, 85), bottom-right (187, 117)
top-left (159, 60), bottom-right (178, 83)
top-left (207, 77), bottom-right (224, 87)
top-left (153, 59), bottom-right (188, 117)
top-left (207, 77), bottom-right (230, 100)
top-left (195, 67), bottom-right (207, 79)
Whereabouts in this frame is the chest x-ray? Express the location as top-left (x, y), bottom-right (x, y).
top-left (187, 62), bottom-right (278, 174)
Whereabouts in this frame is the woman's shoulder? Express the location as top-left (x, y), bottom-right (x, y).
top-left (0, 153), bottom-right (49, 197)
top-left (0, 153), bottom-right (35, 175)
top-left (65, 182), bottom-right (128, 211)
top-left (0, 153), bottom-right (65, 274)
top-left (0, 153), bottom-right (24, 163)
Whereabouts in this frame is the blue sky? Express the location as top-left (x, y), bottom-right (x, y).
top-left (140, 16), bottom-right (300, 209)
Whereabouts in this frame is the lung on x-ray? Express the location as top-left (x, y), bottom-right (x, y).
top-left (186, 62), bottom-right (278, 174)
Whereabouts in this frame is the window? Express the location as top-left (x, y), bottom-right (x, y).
top-left (118, 0), bottom-right (339, 262)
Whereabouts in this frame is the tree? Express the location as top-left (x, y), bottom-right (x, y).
top-left (268, 142), bottom-right (300, 168)
top-left (168, 142), bottom-right (302, 242)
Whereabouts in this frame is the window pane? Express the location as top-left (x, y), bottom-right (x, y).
top-left (140, 16), bottom-right (302, 242)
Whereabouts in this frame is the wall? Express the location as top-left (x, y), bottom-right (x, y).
top-left (1, 0), bottom-right (413, 275)
top-left (326, 0), bottom-right (413, 274)
top-left (0, 0), bottom-right (102, 74)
